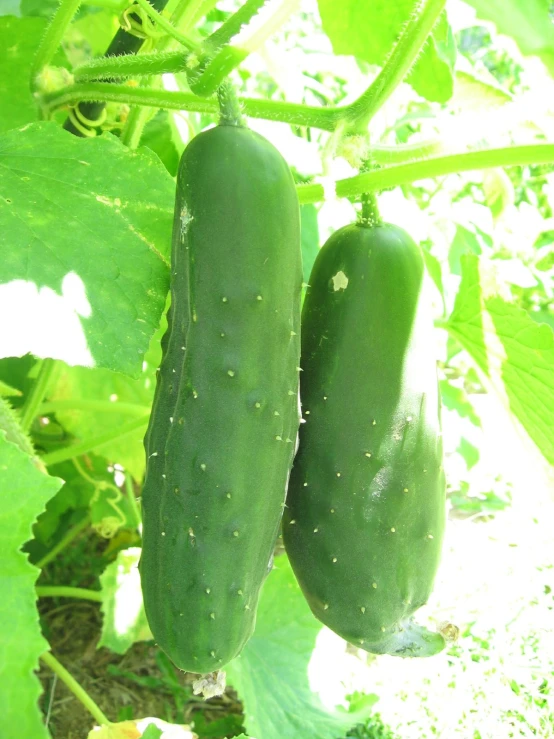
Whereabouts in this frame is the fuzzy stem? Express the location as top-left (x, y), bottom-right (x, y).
top-left (191, 0), bottom-right (300, 97)
top-left (73, 49), bottom-right (186, 81)
top-left (217, 79), bottom-right (245, 126)
top-left (35, 514), bottom-right (91, 570)
top-left (31, 0), bottom-right (82, 88)
top-left (41, 415), bottom-right (150, 467)
top-left (19, 359), bottom-right (57, 433)
top-left (40, 399), bottom-right (149, 415)
top-left (37, 586), bottom-right (103, 602)
top-left (344, 0), bottom-right (447, 132)
top-left (359, 191), bottom-right (382, 227)
top-left (125, 472), bottom-right (142, 528)
top-left (43, 82), bottom-right (340, 129)
top-left (40, 652), bottom-right (111, 727)
top-left (336, 143), bottom-right (554, 197)
top-left (208, 0), bottom-right (269, 49)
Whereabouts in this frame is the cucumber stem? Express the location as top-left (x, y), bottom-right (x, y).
top-left (217, 79), bottom-right (245, 126)
top-left (36, 586), bottom-right (103, 602)
top-left (40, 651), bottom-right (112, 727)
top-left (359, 191), bottom-right (382, 228)
top-left (35, 513), bottom-right (91, 570)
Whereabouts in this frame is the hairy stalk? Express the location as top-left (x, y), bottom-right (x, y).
top-left (217, 79), bottom-right (245, 126)
top-left (344, 0), bottom-right (447, 132)
top-left (120, 75), bottom-right (163, 147)
top-left (31, 0), bottom-right (82, 88)
top-left (35, 514), bottom-right (91, 570)
top-left (359, 191), bottom-right (382, 227)
top-left (40, 652), bottom-right (111, 727)
top-left (336, 143), bottom-right (554, 198)
top-left (44, 82), bottom-right (340, 129)
top-left (191, 0), bottom-right (300, 96)
top-left (208, 0), bottom-right (269, 49)
top-left (73, 49), bottom-right (186, 81)
top-left (41, 415), bottom-right (150, 467)
top-left (37, 586), bottom-right (103, 602)
top-left (19, 359), bottom-right (57, 433)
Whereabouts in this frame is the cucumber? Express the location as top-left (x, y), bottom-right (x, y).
top-left (141, 124), bottom-right (302, 674)
top-left (283, 222), bottom-right (446, 657)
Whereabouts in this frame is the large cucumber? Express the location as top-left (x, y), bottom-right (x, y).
top-left (283, 222), bottom-right (446, 657)
top-left (141, 124), bottom-right (302, 674)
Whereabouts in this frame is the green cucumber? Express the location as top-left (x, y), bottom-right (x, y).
top-left (283, 222), bottom-right (446, 657)
top-left (141, 124), bottom-right (302, 674)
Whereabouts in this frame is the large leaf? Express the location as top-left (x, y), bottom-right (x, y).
top-left (317, 0), bottom-right (455, 103)
top-left (98, 548), bottom-right (152, 655)
top-left (463, 0), bottom-right (554, 76)
top-left (0, 430), bottom-right (63, 738)
top-left (0, 16), bottom-right (68, 133)
top-left (447, 254), bottom-right (554, 466)
top-left (226, 555), bottom-right (376, 739)
top-left (0, 122), bottom-right (174, 376)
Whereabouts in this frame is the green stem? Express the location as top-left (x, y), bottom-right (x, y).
top-left (73, 49), bottom-right (186, 81)
top-left (344, 0), bottom-right (446, 131)
top-left (207, 0), bottom-right (269, 49)
top-left (336, 143), bottom-right (554, 198)
top-left (35, 514), bottom-right (91, 570)
top-left (40, 651), bottom-right (111, 727)
top-left (43, 82), bottom-right (340, 129)
top-left (120, 74), bottom-right (163, 147)
top-left (19, 359), bottom-right (56, 433)
top-left (37, 585), bottom-right (103, 602)
top-left (82, 0), bottom-right (124, 9)
top-left (133, 0), bottom-right (196, 48)
top-left (369, 138), bottom-right (445, 165)
top-left (40, 399), bottom-right (149, 415)
top-left (190, 0), bottom-right (300, 97)
top-left (31, 0), bottom-right (82, 88)
top-left (125, 472), bottom-right (142, 528)
top-left (359, 191), bottom-right (382, 227)
top-left (217, 79), bottom-right (244, 126)
top-left (297, 182), bottom-right (325, 204)
top-left (41, 415), bottom-right (150, 467)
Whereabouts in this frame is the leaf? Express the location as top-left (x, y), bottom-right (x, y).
top-left (482, 169), bottom-right (515, 220)
top-left (447, 254), bottom-right (554, 466)
top-left (0, 16), bottom-right (69, 133)
top-left (301, 204), bottom-right (320, 285)
top-left (98, 547), bottom-right (152, 655)
top-left (317, 0), bottom-right (455, 103)
top-left (87, 717), bottom-right (196, 738)
top-left (0, 379), bottom-right (22, 396)
top-left (449, 224), bottom-right (483, 276)
top-left (142, 111), bottom-right (186, 178)
top-left (46, 318), bottom-right (162, 481)
top-left (463, 0), bottom-right (554, 76)
top-left (457, 436), bottom-right (480, 470)
top-left (0, 122), bottom-right (174, 376)
top-left (226, 555), bottom-right (374, 739)
top-left (0, 430), bottom-right (63, 738)
top-left (439, 379), bottom-right (482, 427)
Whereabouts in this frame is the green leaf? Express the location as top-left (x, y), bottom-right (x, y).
top-left (0, 122), bottom-right (174, 376)
top-left (457, 436), bottom-right (480, 470)
top-left (482, 168), bottom-right (515, 220)
top-left (0, 379), bottom-right (22, 396)
top-left (142, 110), bottom-right (186, 177)
top-left (463, 0), bottom-right (554, 76)
top-left (448, 224), bottom-right (483, 275)
top-left (98, 547), bottom-right (152, 655)
top-left (301, 204), bottom-right (319, 285)
top-left (439, 379), bottom-right (482, 427)
top-left (446, 254), bottom-right (554, 466)
top-left (317, 0), bottom-right (455, 103)
top-left (226, 555), bottom-right (374, 739)
top-left (0, 16), bottom-right (68, 133)
top-left (0, 430), bottom-right (63, 738)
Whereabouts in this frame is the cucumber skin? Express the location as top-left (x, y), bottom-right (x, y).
top-left (141, 125), bottom-right (302, 674)
top-left (283, 223), bottom-right (446, 657)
